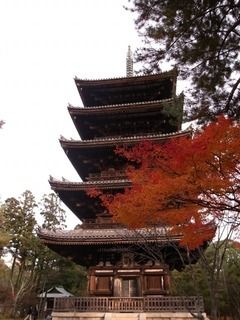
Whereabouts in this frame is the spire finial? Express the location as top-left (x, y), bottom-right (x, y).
top-left (126, 46), bottom-right (134, 77)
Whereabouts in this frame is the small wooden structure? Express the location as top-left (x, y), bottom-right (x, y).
top-left (38, 286), bottom-right (73, 315)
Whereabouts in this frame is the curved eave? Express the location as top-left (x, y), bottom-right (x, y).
top-left (38, 229), bottom-right (203, 270)
top-left (60, 129), bottom-right (191, 149)
top-left (49, 179), bottom-right (131, 191)
top-left (59, 130), bottom-right (191, 181)
top-left (74, 69), bottom-right (177, 87)
top-left (68, 97), bottom-right (182, 115)
top-left (38, 230), bottom-right (182, 246)
top-left (48, 179), bottom-right (131, 220)
top-left (68, 97), bottom-right (183, 139)
top-left (39, 237), bottom-right (181, 246)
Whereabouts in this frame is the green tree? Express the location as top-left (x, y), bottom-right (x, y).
top-left (2, 191), bottom-right (37, 316)
top-left (171, 241), bottom-right (240, 319)
top-left (220, 242), bottom-right (240, 319)
top-left (0, 207), bottom-right (10, 256)
top-left (1, 192), bottom-right (69, 317)
top-left (0, 191), bottom-right (87, 317)
top-left (0, 260), bottom-right (12, 312)
top-left (171, 263), bottom-right (210, 313)
top-left (37, 193), bottom-right (86, 290)
top-left (42, 257), bottom-right (87, 295)
top-left (40, 193), bottom-right (66, 230)
top-left (129, 0), bottom-right (240, 122)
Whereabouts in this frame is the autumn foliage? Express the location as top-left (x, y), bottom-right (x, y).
top-left (89, 116), bottom-right (240, 249)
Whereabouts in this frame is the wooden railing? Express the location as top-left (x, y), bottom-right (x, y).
top-left (53, 296), bottom-right (204, 313)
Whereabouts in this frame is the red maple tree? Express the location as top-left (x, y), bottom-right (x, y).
top-left (89, 116), bottom-right (240, 249)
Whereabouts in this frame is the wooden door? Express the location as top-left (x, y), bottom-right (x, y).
top-left (122, 278), bottom-right (139, 297)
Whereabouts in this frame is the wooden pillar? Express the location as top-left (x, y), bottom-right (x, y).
top-left (88, 272), bottom-right (96, 295)
top-left (164, 273), bottom-right (171, 291)
top-left (113, 277), bottom-right (121, 297)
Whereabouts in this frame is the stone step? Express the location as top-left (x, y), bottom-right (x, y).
top-left (51, 311), bottom-right (210, 320)
top-left (110, 313), bottom-right (142, 320)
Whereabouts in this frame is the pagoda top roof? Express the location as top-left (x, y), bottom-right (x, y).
top-left (74, 69), bottom-right (177, 85)
top-left (38, 226), bottom-right (180, 246)
top-left (74, 69), bottom-right (177, 107)
top-left (60, 129), bottom-right (191, 148)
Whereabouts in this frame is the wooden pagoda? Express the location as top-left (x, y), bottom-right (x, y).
top-left (38, 68), bottom-right (206, 318)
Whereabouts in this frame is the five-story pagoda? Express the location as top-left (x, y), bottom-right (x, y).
top-left (38, 51), bottom-right (205, 317)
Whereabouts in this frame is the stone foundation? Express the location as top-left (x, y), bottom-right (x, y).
top-left (51, 311), bottom-right (210, 320)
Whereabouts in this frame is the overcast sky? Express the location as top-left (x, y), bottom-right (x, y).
top-left (0, 1), bottom-right (184, 228)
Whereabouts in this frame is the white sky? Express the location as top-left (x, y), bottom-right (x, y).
top-left (0, 0), bottom-right (186, 228)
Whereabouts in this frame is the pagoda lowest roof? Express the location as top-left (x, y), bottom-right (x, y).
top-left (37, 225), bottom-right (200, 270)
top-left (38, 226), bottom-right (180, 245)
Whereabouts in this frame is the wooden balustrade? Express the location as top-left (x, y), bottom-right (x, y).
top-left (53, 296), bottom-right (204, 313)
